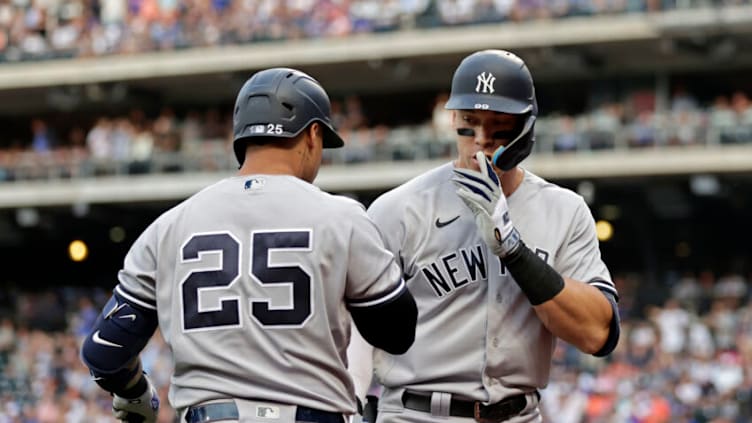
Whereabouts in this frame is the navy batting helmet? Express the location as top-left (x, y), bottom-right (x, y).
top-left (232, 67), bottom-right (344, 165)
top-left (445, 50), bottom-right (538, 171)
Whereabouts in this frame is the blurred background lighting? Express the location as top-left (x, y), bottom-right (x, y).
top-left (15, 208), bottom-right (39, 228)
top-left (600, 205), bottom-right (621, 221)
top-left (577, 180), bottom-right (596, 205)
top-left (68, 240), bottom-right (88, 262)
top-left (595, 220), bottom-right (613, 242)
top-left (690, 174), bottom-right (721, 196)
top-left (109, 226), bottom-right (126, 243)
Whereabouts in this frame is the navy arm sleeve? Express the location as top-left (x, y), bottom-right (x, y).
top-left (349, 287), bottom-right (417, 355)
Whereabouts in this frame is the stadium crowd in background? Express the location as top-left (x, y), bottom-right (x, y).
top-left (1, 87), bottom-right (752, 183)
top-left (0, 0), bottom-right (734, 63)
top-left (1, 0), bottom-right (752, 184)
top-left (0, 268), bottom-right (750, 421)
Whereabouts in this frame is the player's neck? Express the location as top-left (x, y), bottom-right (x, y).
top-left (238, 146), bottom-right (307, 179)
top-left (238, 157), bottom-right (301, 179)
top-left (500, 167), bottom-right (524, 197)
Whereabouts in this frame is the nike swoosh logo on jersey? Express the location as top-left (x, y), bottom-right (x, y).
top-left (435, 216), bottom-right (460, 228)
top-left (119, 314), bottom-right (136, 321)
top-left (92, 330), bottom-right (123, 348)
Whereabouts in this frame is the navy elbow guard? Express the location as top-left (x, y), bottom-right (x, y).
top-left (81, 293), bottom-right (158, 393)
top-left (502, 242), bottom-right (564, 305)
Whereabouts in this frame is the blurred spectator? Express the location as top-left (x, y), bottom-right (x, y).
top-left (437, 0), bottom-right (479, 25)
top-left (650, 298), bottom-right (691, 355)
top-left (86, 117), bottom-right (114, 175)
top-left (343, 95), bottom-right (366, 129)
top-left (430, 92), bottom-right (454, 156)
top-left (708, 95), bottom-right (738, 145)
top-left (671, 271), bottom-right (702, 311)
top-left (2, 85), bottom-right (752, 183)
top-left (70, 297), bottom-right (98, 340)
top-left (714, 272), bottom-right (748, 303)
top-left (111, 118), bottom-right (135, 170)
top-left (552, 115), bottom-right (582, 152)
top-left (0, 318), bottom-right (14, 367)
top-left (129, 120), bottom-right (156, 174)
top-left (730, 90), bottom-right (752, 143)
top-left (628, 110), bottom-right (657, 148)
top-left (586, 103), bottom-right (623, 150)
top-left (671, 84), bottom-right (699, 114)
top-left (30, 119), bottom-right (55, 154)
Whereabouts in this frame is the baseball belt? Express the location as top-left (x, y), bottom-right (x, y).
top-left (401, 390), bottom-right (536, 423)
top-left (185, 401), bottom-right (345, 423)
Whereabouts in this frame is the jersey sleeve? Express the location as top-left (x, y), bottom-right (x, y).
top-left (366, 194), bottom-right (405, 259)
top-left (114, 221), bottom-right (159, 311)
top-left (344, 206), bottom-right (405, 306)
top-left (556, 200), bottom-right (618, 299)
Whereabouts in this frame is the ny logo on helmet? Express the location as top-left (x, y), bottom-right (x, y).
top-left (475, 72), bottom-right (496, 94)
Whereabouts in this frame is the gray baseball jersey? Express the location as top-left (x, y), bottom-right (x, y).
top-left (367, 162), bottom-right (616, 404)
top-left (113, 174), bottom-right (405, 413)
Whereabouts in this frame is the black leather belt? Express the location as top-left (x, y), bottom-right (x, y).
top-left (402, 390), bottom-right (533, 422)
top-left (185, 401), bottom-right (344, 423)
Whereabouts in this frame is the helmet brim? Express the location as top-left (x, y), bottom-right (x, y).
top-left (322, 125), bottom-right (345, 149)
top-left (445, 94), bottom-right (533, 115)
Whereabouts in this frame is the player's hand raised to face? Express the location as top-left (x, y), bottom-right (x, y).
top-left (452, 151), bottom-right (521, 258)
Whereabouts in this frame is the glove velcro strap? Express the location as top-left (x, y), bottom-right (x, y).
top-left (502, 242), bottom-right (564, 305)
top-left (495, 226), bottom-right (520, 257)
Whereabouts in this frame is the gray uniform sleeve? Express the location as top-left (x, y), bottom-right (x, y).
top-left (345, 206), bottom-right (404, 304)
top-left (556, 200), bottom-right (617, 298)
top-left (115, 221), bottom-right (159, 310)
top-left (368, 196), bottom-right (411, 271)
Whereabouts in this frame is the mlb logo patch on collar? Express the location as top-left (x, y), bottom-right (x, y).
top-left (245, 177), bottom-right (266, 191)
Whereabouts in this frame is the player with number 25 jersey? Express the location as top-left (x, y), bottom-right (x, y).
top-left (81, 68), bottom-right (417, 423)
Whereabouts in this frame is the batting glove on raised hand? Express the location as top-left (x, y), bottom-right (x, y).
top-left (452, 151), bottom-right (521, 258)
top-left (112, 374), bottom-right (159, 423)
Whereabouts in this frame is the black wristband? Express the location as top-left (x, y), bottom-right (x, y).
top-left (502, 242), bottom-right (565, 305)
top-left (114, 372), bottom-right (147, 398)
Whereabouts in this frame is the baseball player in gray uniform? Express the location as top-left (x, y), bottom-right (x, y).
top-left (347, 50), bottom-right (620, 423)
top-left (80, 68), bottom-right (418, 423)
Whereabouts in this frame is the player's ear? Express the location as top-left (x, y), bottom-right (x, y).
top-left (305, 122), bottom-right (323, 150)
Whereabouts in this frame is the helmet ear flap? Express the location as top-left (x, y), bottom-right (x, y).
top-left (491, 115), bottom-right (536, 171)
